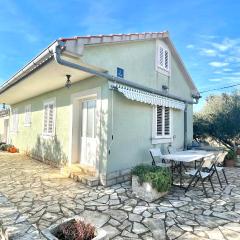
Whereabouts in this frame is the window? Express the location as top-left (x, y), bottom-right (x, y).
top-left (155, 106), bottom-right (171, 138)
top-left (11, 108), bottom-right (18, 133)
top-left (24, 104), bottom-right (31, 127)
top-left (43, 100), bottom-right (56, 136)
top-left (156, 44), bottom-right (170, 74)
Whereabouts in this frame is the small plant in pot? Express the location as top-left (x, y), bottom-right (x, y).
top-left (224, 149), bottom-right (236, 167)
top-left (132, 164), bottom-right (172, 202)
top-left (42, 216), bottom-right (108, 240)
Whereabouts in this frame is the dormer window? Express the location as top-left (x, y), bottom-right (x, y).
top-left (156, 43), bottom-right (170, 75)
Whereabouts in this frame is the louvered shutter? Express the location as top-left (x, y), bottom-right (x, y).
top-left (156, 106), bottom-right (163, 135)
top-left (158, 47), bottom-right (164, 68)
top-left (48, 104), bottom-right (54, 134)
top-left (24, 105), bottom-right (31, 126)
top-left (164, 50), bottom-right (169, 70)
top-left (43, 102), bottom-right (55, 136)
top-left (164, 107), bottom-right (170, 135)
top-left (12, 109), bottom-right (18, 132)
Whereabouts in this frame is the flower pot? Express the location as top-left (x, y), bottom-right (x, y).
top-left (132, 175), bottom-right (168, 202)
top-left (41, 216), bottom-right (108, 240)
top-left (225, 159), bottom-right (235, 167)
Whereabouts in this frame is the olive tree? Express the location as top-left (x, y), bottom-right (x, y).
top-left (193, 92), bottom-right (240, 150)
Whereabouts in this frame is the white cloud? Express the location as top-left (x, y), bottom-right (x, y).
top-left (209, 78), bottom-right (222, 82)
top-left (186, 44), bottom-right (195, 49)
top-left (209, 62), bottom-right (229, 67)
top-left (223, 68), bottom-right (232, 72)
top-left (200, 48), bottom-right (217, 57)
top-left (210, 38), bottom-right (240, 52)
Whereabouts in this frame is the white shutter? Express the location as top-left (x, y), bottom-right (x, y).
top-left (155, 106), bottom-right (171, 137)
top-left (24, 105), bottom-right (31, 126)
top-left (164, 107), bottom-right (170, 136)
top-left (156, 106), bottom-right (163, 136)
top-left (164, 50), bottom-right (169, 70)
top-left (43, 100), bottom-right (55, 136)
top-left (11, 108), bottom-right (18, 133)
top-left (158, 46), bottom-right (164, 68)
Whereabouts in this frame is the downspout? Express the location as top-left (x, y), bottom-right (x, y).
top-left (54, 42), bottom-right (199, 105)
top-left (53, 41), bottom-right (200, 149)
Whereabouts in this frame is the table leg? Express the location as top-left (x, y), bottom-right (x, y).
top-left (180, 161), bottom-right (183, 187)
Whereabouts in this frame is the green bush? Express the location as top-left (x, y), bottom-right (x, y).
top-left (132, 164), bottom-right (172, 192)
top-left (0, 144), bottom-right (13, 151)
top-left (225, 149), bottom-right (236, 160)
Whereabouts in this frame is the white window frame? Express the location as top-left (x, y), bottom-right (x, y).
top-left (42, 98), bottom-right (56, 138)
top-left (24, 104), bottom-right (31, 127)
top-left (152, 106), bottom-right (172, 144)
top-left (11, 108), bottom-right (18, 133)
top-left (156, 42), bottom-right (171, 76)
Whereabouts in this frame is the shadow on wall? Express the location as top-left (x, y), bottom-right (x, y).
top-left (30, 135), bottom-right (68, 167)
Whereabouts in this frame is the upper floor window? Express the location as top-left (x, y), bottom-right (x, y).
top-left (156, 43), bottom-right (170, 75)
top-left (24, 104), bottom-right (31, 127)
top-left (43, 99), bottom-right (56, 137)
top-left (11, 108), bottom-right (18, 133)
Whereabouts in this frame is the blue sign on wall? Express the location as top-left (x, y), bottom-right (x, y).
top-left (117, 67), bottom-right (124, 78)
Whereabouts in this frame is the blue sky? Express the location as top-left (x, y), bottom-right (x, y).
top-left (0, 0), bottom-right (240, 111)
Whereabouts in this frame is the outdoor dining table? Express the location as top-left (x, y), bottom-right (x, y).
top-left (162, 150), bottom-right (216, 188)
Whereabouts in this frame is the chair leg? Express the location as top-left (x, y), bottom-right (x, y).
top-left (214, 165), bottom-right (222, 188)
top-left (193, 178), bottom-right (199, 187)
top-left (200, 178), bottom-right (208, 197)
top-left (222, 169), bottom-right (229, 185)
top-left (209, 176), bottom-right (215, 192)
top-left (185, 175), bottom-right (196, 193)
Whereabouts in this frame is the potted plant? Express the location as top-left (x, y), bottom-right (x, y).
top-left (132, 164), bottom-right (172, 202)
top-left (42, 216), bottom-right (108, 240)
top-left (224, 149), bottom-right (236, 167)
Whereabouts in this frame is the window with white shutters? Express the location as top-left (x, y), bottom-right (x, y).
top-left (24, 104), bottom-right (31, 127)
top-left (156, 106), bottom-right (171, 137)
top-left (157, 44), bottom-right (170, 73)
top-left (11, 108), bottom-right (18, 133)
top-left (43, 100), bottom-right (55, 136)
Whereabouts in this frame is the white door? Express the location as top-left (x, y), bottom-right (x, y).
top-left (80, 99), bottom-right (97, 167)
top-left (3, 119), bottom-right (9, 143)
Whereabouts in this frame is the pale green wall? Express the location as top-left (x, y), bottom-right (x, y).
top-left (8, 38), bottom-right (195, 175)
top-left (9, 77), bottom-right (109, 171)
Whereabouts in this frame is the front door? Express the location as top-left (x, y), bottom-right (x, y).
top-left (80, 99), bottom-right (97, 167)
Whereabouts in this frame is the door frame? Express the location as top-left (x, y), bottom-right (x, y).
top-left (69, 87), bottom-right (101, 175)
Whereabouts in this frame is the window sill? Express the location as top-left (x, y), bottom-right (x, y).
top-left (24, 124), bottom-right (31, 127)
top-left (151, 137), bottom-right (172, 145)
top-left (41, 134), bottom-right (56, 140)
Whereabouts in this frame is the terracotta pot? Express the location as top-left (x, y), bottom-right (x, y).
top-left (225, 159), bottom-right (235, 167)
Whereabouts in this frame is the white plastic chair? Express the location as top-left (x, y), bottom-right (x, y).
top-left (149, 148), bottom-right (171, 167)
top-left (185, 155), bottom-right (215, 197)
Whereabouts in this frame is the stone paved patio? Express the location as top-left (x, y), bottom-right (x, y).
top-left (0, 152), bottom-right (240, 239)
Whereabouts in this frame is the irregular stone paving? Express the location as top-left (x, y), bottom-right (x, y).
top-left (0, 152), bottom-right (240, 239)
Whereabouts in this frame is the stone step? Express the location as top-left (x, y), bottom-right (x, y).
top-left (60, 164), bottom-right (99, 187)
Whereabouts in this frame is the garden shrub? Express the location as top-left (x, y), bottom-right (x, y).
top-left (132, 164), bottom-right (172, 192)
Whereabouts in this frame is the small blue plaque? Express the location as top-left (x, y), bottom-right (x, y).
top-left (117, 67), bottom-right (124, 78)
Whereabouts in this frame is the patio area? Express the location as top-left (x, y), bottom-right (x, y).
top-left (0, 152), bottom-right (240, 240)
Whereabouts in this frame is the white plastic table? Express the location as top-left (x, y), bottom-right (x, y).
top-left (162, 150), bottom-right (216, 188)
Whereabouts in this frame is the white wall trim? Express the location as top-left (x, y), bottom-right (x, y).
top-left (69, 87), bottom-right (101, 175)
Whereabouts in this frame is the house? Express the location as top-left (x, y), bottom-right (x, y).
top-left (0, 32), bottom-right (200, 186)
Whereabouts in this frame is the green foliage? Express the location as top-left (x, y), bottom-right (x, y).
top-left (225, 149), bottom-right (236, 161)
top-left (0, 144), bottom-right (13, 151)
top-left (132, 164), bottom-right (172, 192)
top-left (194, 92), bottom-right (240, 150)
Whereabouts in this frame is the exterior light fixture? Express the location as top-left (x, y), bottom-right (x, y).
top-left (65, 74), bottom-right (72, 88)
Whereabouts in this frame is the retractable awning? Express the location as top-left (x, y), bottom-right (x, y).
top-left (113, 84), bottom-right (185, 111)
